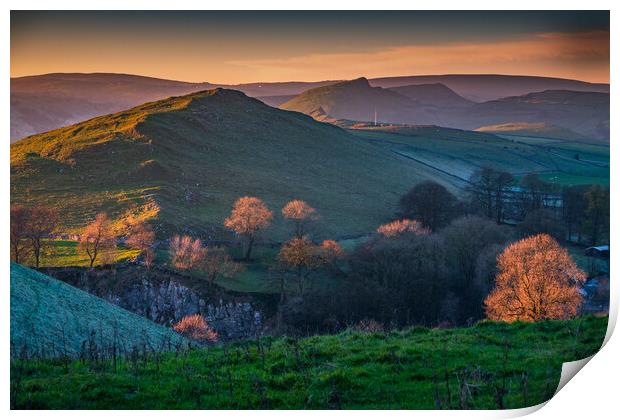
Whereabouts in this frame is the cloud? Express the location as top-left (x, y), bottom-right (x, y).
top-left (228, 31), bottom-right (609, 83)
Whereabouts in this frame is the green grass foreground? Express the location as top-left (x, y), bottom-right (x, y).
top-left (11, 316), bottom-right (607, 409)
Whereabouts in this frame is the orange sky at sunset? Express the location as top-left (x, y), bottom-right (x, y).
top-left (11, 11), bottom-right (610, 84)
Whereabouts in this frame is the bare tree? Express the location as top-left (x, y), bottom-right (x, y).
top-left (125, 220), bottom-right (156, 268)
top-left (468, 167), bottom-right (496, 219)
top-left (519, 173), bottom-right (552, 214)
top-left (78, 212), bottom-right (117, 269)
top-left (25, 206), bottom-right (59, 268)
top-left (10, 205), bottom-right (30, 264)
top-left (282, 199), bottom-right (319, 238)
top-left (584, 185), bottom-right (609, 245)
top-left (278, 236), bottom-right (323, 295)
top-left (441, 215), bottom-right (512, 321)
top-left (468, 167), bottom-right (514, 223)
top-left (169, 235), bottom-right (205, 272)
top-left (562, 185), bottom-right (588, 242)
top-left (202, 246), bottom-right (243, 286)
top-left (493, 171), bottom-right (515, 224)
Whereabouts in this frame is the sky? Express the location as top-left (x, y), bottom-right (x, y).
top-left (11, 11), bottom-right (610, 84)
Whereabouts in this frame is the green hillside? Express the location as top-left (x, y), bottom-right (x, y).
top-left (475, 122), bottom-right (591, 142)
top-left (11, 315), bottom-right (607, 409)
top-left (10, 88), bottom-right (461, 240)
top-left (351, 126), bottom-right (609, 186)
top-left (10, 263), bottom-right (187, 358)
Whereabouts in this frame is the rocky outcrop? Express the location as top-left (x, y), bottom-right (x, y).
top-left (42, 266), bottom-right (264, 340)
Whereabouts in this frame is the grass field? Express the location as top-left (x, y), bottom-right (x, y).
top-left (37, 240), bottom-right (140, 268)
top-left (10, 263), bottom-right (187, 359)
top-left (351, 128), bottom-right (609, 187)
top-left (11, 315), bottom-right (607, 409)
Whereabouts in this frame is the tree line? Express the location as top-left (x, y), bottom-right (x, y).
top-left (465, 167), bottom-right (609, 245)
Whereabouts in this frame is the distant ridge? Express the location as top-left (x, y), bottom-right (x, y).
top-left (369, 74), bottom-right (609, 102)
top-left (282, 80), bottom-right (610, 141)
top-left (11, 72), bottom-right (608, 140)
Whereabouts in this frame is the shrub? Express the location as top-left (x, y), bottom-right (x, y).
top-left (173, 314), bottom-right (219, 343)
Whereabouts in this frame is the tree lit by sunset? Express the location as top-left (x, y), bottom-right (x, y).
top-left (485, 234), bottom-right (586, 322)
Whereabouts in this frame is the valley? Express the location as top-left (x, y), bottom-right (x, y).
top-left (9, 12), bottom-right (611, 409)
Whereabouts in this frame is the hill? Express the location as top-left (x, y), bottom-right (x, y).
top-left (388, 83), bottom-right (473, 108)
top-left (11, 73), bottom-right (341, 141)
top-left (281, 77), bottom-right (436, 124)
top-left (10, 263), bottom-right (187, 358)
top-left (475, 122), bottom-right (592, 142)
top-left (11, 315), bottom-right (607, 409)
top-left (464, 90), bottom-right (609, 141)
top-left (370, 74), bottom-right (609, 102)
top-left (284, 80), bottom-right (610, 141)
top-left (350, 125), bottom-right (609, 187)
top-left (11, 88), bottom-right (461, 239)
top-left (11, 73), bottom-right (215, 141)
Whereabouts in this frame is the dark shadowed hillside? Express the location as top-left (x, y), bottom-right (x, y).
top-left (11, 88), bottom-right (461, 239)
top-left (281, 77), bottom-right (437, 125)
top-left (388, 83), bottom-right (473, 108)
top-left (463, 90), bottom-right (610, 141)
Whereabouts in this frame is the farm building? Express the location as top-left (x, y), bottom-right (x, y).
top-left (585, 245), bottom-right (610, 258)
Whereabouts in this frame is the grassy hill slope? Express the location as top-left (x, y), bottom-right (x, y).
top-left (10, 263), bottom-right (187, 358)
top-left (11, 88), bottom-right (460, 240)
top-left (475, 122), bottom-right (591, 142)
top-left (11, 73), bottom-right (215, 141)
top-left (350, 125), bottom-right (609, 186)
top-left (11, 315), bottom-right (607, 409)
